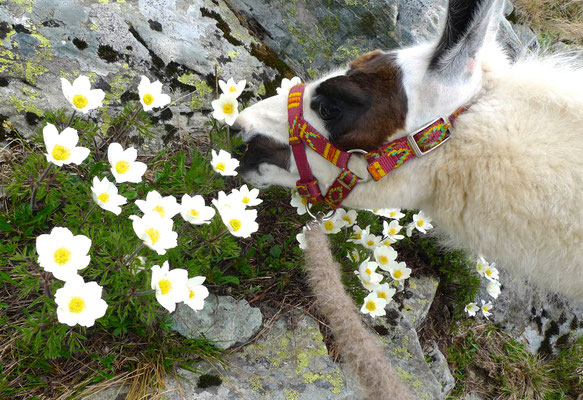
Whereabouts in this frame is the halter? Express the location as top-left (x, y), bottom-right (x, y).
top-left (287, 84), bottom-right (466, 209)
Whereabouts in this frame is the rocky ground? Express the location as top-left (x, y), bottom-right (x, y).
top-left (2, 1), bottom-right (582, 399)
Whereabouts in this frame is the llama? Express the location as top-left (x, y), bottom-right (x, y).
top-left (236, 0), bottom-right (583, 301)
top-left (235, 0), bottom-right (583, 397)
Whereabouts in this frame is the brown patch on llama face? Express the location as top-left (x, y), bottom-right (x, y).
top-left (239, 134), bottom-right (290, 174)
top-left (310, 50), bottom-right (408, 151)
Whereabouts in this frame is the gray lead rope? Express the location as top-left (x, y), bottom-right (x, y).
top-left (302, 220), bottom-right (414, 400)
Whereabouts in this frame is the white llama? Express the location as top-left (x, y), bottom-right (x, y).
top-left (234, 0), bottom-right (583, 397)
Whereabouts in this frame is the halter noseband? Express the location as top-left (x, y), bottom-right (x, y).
top-left (287, 83), bottom-right (466, 209)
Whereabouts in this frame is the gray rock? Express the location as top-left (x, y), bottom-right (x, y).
top-left (387, 275), bottom-right (439, 330)
top-left (477, 269), bottom-right (583, 355)
top-left (170, 294), bottom-right (263, 350)
top-left (228, 0), bottom-right (448, 78)
top-left (424, 341), bottom-right (455, 397)
top-left (83, 385), bottom-right (128, 400)
top-left (165, 312), bottom-right (355, 399)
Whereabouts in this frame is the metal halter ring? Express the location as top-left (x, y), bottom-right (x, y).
top-left (346, 148), bottom-right (372, 183)
top-left (305, 202), bottom-right (336, 226)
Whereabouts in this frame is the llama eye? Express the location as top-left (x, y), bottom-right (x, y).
top-left (318, 102), bottom-right (341, 120)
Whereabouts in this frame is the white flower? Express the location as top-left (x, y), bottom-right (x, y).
top-left (360, 292), bottom-right (387, 317)
top-left (361, 232), bottom-right (382, 250)
top-left (348, 225), bottom-right (370, 245)
top-left (151, 261), bottom-right (189, 312)
top-left (483, 265), bottom-right (499, 282)
top-left (412, 210), bottom-right (433, 234)
top-left (211, 190), bottom-right (241, 213)
top-left (476, 256), bottom-right (490, 277)
top-left (135, 190), bottom-right (180, 219)
top-left (218, 205), bottom-right (259, 238)
top-left (382, 219), bottom-right (404, 243)
top-left (43, 124), bottom-right (90, 167)
top-left (211, 94), bottom-right (239, 126)
top-left (336, 208), bottom-right (358, 227)
top-left (138, 76), bottom-right (171, 111)
top-left (61, 75), bottom-right (105, 113)
top-left (465, 302), bottom-right (479, 317)
top-left (219, 78), bottom-right (246, 98)
top-left (355, 259), bottom-right (383, 286)
top-left (373, 283), bottom-right (397, 304)
top-left (481, 300), bottom-right (493, 318)
top-left (290, 190), bottom-right (309, 215)
top-left (129, 213), bottom-right (178, 255)
top-left (346, 249), bottom-right (360, 264)
top-left (107, 143), bottom-right (147, 184)
top-left (36, 227), bottom-right (91, 282)
top-left (211, 149), bottom-right (239, 176)
top-left (180, 194), bottom-right (216, 225)
top-left (276, 76), bottom-right (302, 95)
top-left (374, 245), bottom-right (398, 271)
top-left (55, 276), bottom-right (108, 327)
top-left (321, 214), bottom-right (347, 235)
top-left (370, 208), bottom-right (404, 219)
top-left (230, 184), bottom-right (262, 207)
top-left (486, 280), bottom-right (501, 299)
top-left (388, 262), bottom-right (411, 281)
top-left (90, 176), bottom-right (127, 215)
top-left (386, 208), bottom-right (405, 220)
top-left (405, 222), bottom-right (415, 237)
top-left (184, 276), bottom-right (209, 311)
top-left (296, 226), bottom-right (308, 250)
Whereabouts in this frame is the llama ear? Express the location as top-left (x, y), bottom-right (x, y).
top-left (429, 0), bottom-right (503, 76)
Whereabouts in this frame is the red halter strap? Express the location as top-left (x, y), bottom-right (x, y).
top-left (287, 83), bottom-right (466, 209)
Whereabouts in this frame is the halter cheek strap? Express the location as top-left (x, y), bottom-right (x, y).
top-left (287, 83), bottom-right (466, 209)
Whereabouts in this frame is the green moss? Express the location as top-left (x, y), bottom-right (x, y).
top-left (8, 97), bottom-right (43, 116)
top-left (189, 79), bottom-right (213, 110)
top-left (284, 388), bottom-right (301, 400)
top-left (177, 73), bottom-right (198, 87)
top-left (396, 367), bottom-right (425, 391)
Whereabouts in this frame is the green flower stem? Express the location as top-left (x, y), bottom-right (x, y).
top-left (209, 228), bottom-right (228, 243)
top-left (194, 173), bottom-right (218, 197)
top-left (29, 163), bottom-right (53, 211)
top-left (131, 289), bottom-right (156, 297)
top-left (66, 110), bottom-right (77, 128)
top-left (124, 243), bottom-right (146, 266)
top-left (226, 125), bottom-right (231, 151)
top-left (81, 202), bottom-right (98, 224)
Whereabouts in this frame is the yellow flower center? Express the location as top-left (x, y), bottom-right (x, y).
top-left (53, 247), bottom-right (71, 265)
top-left (379, 256), bottom-right (388, 264)
top-left (390, 212), bottom-right (396, 217)
top-left (390, 228), bottom-right (396, 235)
top-left (68, 296), bottom-right (86, 313)
top-left (51, 145), bottom-right (71, 161)
top-left (378, 292), bottom-right (387, 299)
top-left (394, 270), bottom-right (403, 279)
top-left (229, 86), bottom-right (237, 93)
top-left (115, 160), bottom-right (130, 174)
top-left (342, 216), bottom-right (351, 223)
top-left (482, 306), bottom-right (489, 312)
top-left (189, 289), bottom-right (195, 299)
top-left (486, 270), bottom-right (492, 276)
top-left (324, 221), bottom-right (334, 231)
top-left (301, 197), bottom-right (308, 206)
top-left (354, 233), bottom-right (361, 240)
top-left (242, 196), bottom-right (250, 204)
top-left (466, 305), bottom-right (472, 310)
top-left (145, 228), bottom-right (160, 245)
top-left (352, 253), bottom-right (358, 260)
top-left (215, 162), bottom-right (226, 172)
top-left (158, 279), bottom-right (172, 295)
top-left (153, 205), bottom-right (165, 218)
top-left (98, 192), bottom-right (110, 203)
top-left (367, 240), bottom-right (374, 246)
top-left (365, 268), bottom-right (371, 275)
top-left (143, 93), bottom-right (154, 105)
top-left (229, 218), bottom-right (242, 232)
top-left (189, 208), bottom-right (199, 217)
top-left (365, 301), bottom-right (376, 311)
top-left (222, 103), bottom-right (234, 114)
top-left (418, 219), bottom-right (425, 227)
top-left (72, 94), bottom-right (88, 109)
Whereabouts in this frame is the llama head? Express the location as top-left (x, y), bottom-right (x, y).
top-left (235, 0), bottom-right (503, 201)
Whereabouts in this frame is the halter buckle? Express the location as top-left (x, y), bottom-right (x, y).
top-left (406, 117), bottom-right (451, 156)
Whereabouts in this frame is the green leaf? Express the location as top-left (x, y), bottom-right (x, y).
top-left (0, 216), bottom-right (14, 232)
